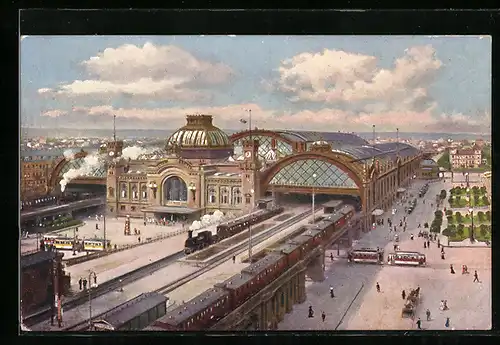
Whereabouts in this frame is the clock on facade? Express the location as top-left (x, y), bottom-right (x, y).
top-left (245, 151), bottom-right (252, 158)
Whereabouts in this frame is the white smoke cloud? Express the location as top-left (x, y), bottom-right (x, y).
top-left (63, 149), bottom-right (75, 161)
top-left (59, 154), bottom-right (104, 192)
top-left (189, 210), bottom-right (226, 231)
top-left (121, 146), bottom-right (155, 160)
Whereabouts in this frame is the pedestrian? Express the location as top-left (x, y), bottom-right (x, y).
top-left (473, 270), bottom-right (479, 283)
top-left (82, 278), bottom-right (87, 290)
top-left (138, 237), bottom-right (141, 243)
top-left (441, 252), bottom-right (445, 260)
top-left (330, 286), bottom-right (335, 298)
top-left (95, 223), bottom-right (99, 230)
top-left (445, 317), bottom-right (450, 328)
top-left (424, 242), bottom-right (427, 249)
top-left (402, 290), bottom-right (406, 300)
top-left (376, 282), bottom-right (380, 293)
top-left (441, 247), bottom-right (445, 254)
top-left (144, 220), bottom-right (146, 226)
top-left (438, 239), bottom-right (441, 248)
top-left (410, 234), bottom-right (414, 240)
top-left (78, 277), bottom-right (82, 290)
top-left (308, 306), bottom-right (314, 318)
top-left (416, 318), bottom-right (422, 330)
top-left (427, 240), bottom-right (430, 248)
top-left (426, 309), bottom-right (431, 321)
top-left (93, 274), bottom-right (97, 285)
top-left (330, 253), bottom-right (334, 261)
top-left (232, 255), bottom-right (236, 264)
top-left (321, 311), bottom-right (326, 322)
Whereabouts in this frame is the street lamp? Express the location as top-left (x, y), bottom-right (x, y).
top-left (88, 271), bottom-right (98, 330)
top-left (188, 182), bottom-right (197, 202)
top-left (469, 207), bottom-right (475, 242)
top-left (148, 182), bottom-right (158, 199)
top-left (311, 173), bottom-right (317, 224)
top-left (245, 188), bottom-right (255, 262)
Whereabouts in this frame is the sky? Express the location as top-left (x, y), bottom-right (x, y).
top-left (20, 35), bottom-right (491, 133)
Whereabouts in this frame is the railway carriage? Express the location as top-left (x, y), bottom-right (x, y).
top-left (92, 292), bottom-right (167, 331)
top-left (273, 243), bottom-right (302, 268)
top-left (53, 237), bottom-right (78, 251)
top-left (241, 253), bottom-right (287, 294)
top-left (286, 234), bottom-right (316, 260)
top-left (148, 288), bottom-right (230, 331)
top-left (301, 229), bottom-right (324, 246)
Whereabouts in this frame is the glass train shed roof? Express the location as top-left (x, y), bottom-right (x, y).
top-left (274, 130), bottom-right (369, 146)
top-left (58, 157), bottom-right (107, 178)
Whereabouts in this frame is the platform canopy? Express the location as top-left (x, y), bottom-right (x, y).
top-left (141, 206), bottom-right (200, 214)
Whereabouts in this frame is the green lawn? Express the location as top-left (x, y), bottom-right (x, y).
top-left (446, 226), bottom-right (491, 242)
top-left (447, 214), bottom-right (490, 225)
top-left (448, 196), bottom-right (489, 208)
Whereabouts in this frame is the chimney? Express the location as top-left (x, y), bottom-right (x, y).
top-left (188, 230), bottom-right (193, 239)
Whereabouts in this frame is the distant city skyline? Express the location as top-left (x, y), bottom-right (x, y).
top-left (21, 35), bottom-right (491, 133)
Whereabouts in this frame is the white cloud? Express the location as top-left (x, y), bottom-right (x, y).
top-left (41, 109), bottom-right (68, 117)
top-left (37, 88), bottom-right (53, 94)
top-left (272, 45), bottom-right (442, 113)
top-left (41, 104), bottom-right (490, 134)
top-left (38, 42), bottom-right (234, 101)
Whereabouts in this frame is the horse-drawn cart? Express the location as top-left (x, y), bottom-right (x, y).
top-left (401, 287), bottom-right (420, 318)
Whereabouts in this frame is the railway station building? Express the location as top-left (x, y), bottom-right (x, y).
top-left (46, 114), bottom-right (423, 234)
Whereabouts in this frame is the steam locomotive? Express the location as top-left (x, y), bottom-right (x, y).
top-left (184, 206), bottom-right (284, 255)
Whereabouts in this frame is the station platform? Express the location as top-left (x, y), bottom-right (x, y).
top-left (50, 216), bottom-right (186, 247)
top-left (30, 260), bottom-right (199, 331)
top-left (64, 232), bottom-right (188, 295)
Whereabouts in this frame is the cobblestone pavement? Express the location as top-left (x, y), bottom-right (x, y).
top-left (278, 179), bottom-right (491, 331)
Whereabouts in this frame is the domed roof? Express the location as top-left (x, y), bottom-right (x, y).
top-left (166, 115), bottom-right (233, 160)
top-left (167, 115), bottom-right (230, 148)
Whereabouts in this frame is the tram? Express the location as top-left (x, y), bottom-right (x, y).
top-left (387, 251), bottom-right (426, 266)
top-left (347, 247), bottom-right (384, 264)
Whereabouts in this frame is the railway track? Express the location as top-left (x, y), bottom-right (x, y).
top-left (155, 208), bottom-right (313, 295)
top-left (23, 250), bottom-right (185, 327)
top-left (62, 208), bottom-right (313, 331)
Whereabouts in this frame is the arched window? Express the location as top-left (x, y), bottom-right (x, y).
top-left (163, 176), bottom-right (187, 202)
top-left (108, 187), bottom-right (114, 197)
top-left (120, 183), bottom-right (128, 198)
top-left (232, 187), bottom-right (242, 205)
top-left (141, 185), bottom-right (147, 199)
top-left (208, 185), bottom-right (217, 204)
top-left (131, 184), bottom-right (138, 199)
top-left (220, 186), bottom-right (230, 204)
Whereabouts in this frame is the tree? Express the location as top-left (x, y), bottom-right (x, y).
top-left (455, 212), bottom-right (462, 222)
top-left (482, 196), bottom-right (490, 206)
top-left (435, 210), bottom-right (443, 218)
top-left (480, 186), bottom-right (487, 194)
top-left (440, 189), bottom-right (447, 199)
top-left (472, 186), bottom-right (480, 194)
top-left (437, 151), bottom-right (451, 170)
top-left (480, 227), bottom-right (488, 237)
top-left (477, 211), bottom-right (485, 222)
top-left (486, 211), bottom-right (491, 221)
top-left (445, 209), bottom-right (453, 216)
top-left (447, 216), bottom-right (454, 224)
top-left (457, 226), bottom-right (464, 236)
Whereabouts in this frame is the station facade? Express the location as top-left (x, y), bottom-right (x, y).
top-left (47, 114), bottom-right (423, 233)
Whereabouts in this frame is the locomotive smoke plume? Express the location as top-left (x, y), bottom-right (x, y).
top-left (63, 149), bottom-right (75, 161)
top-left (59, 153), bottom-right (104, 192)
top-left (189, 210), bottom-right (225, 231)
